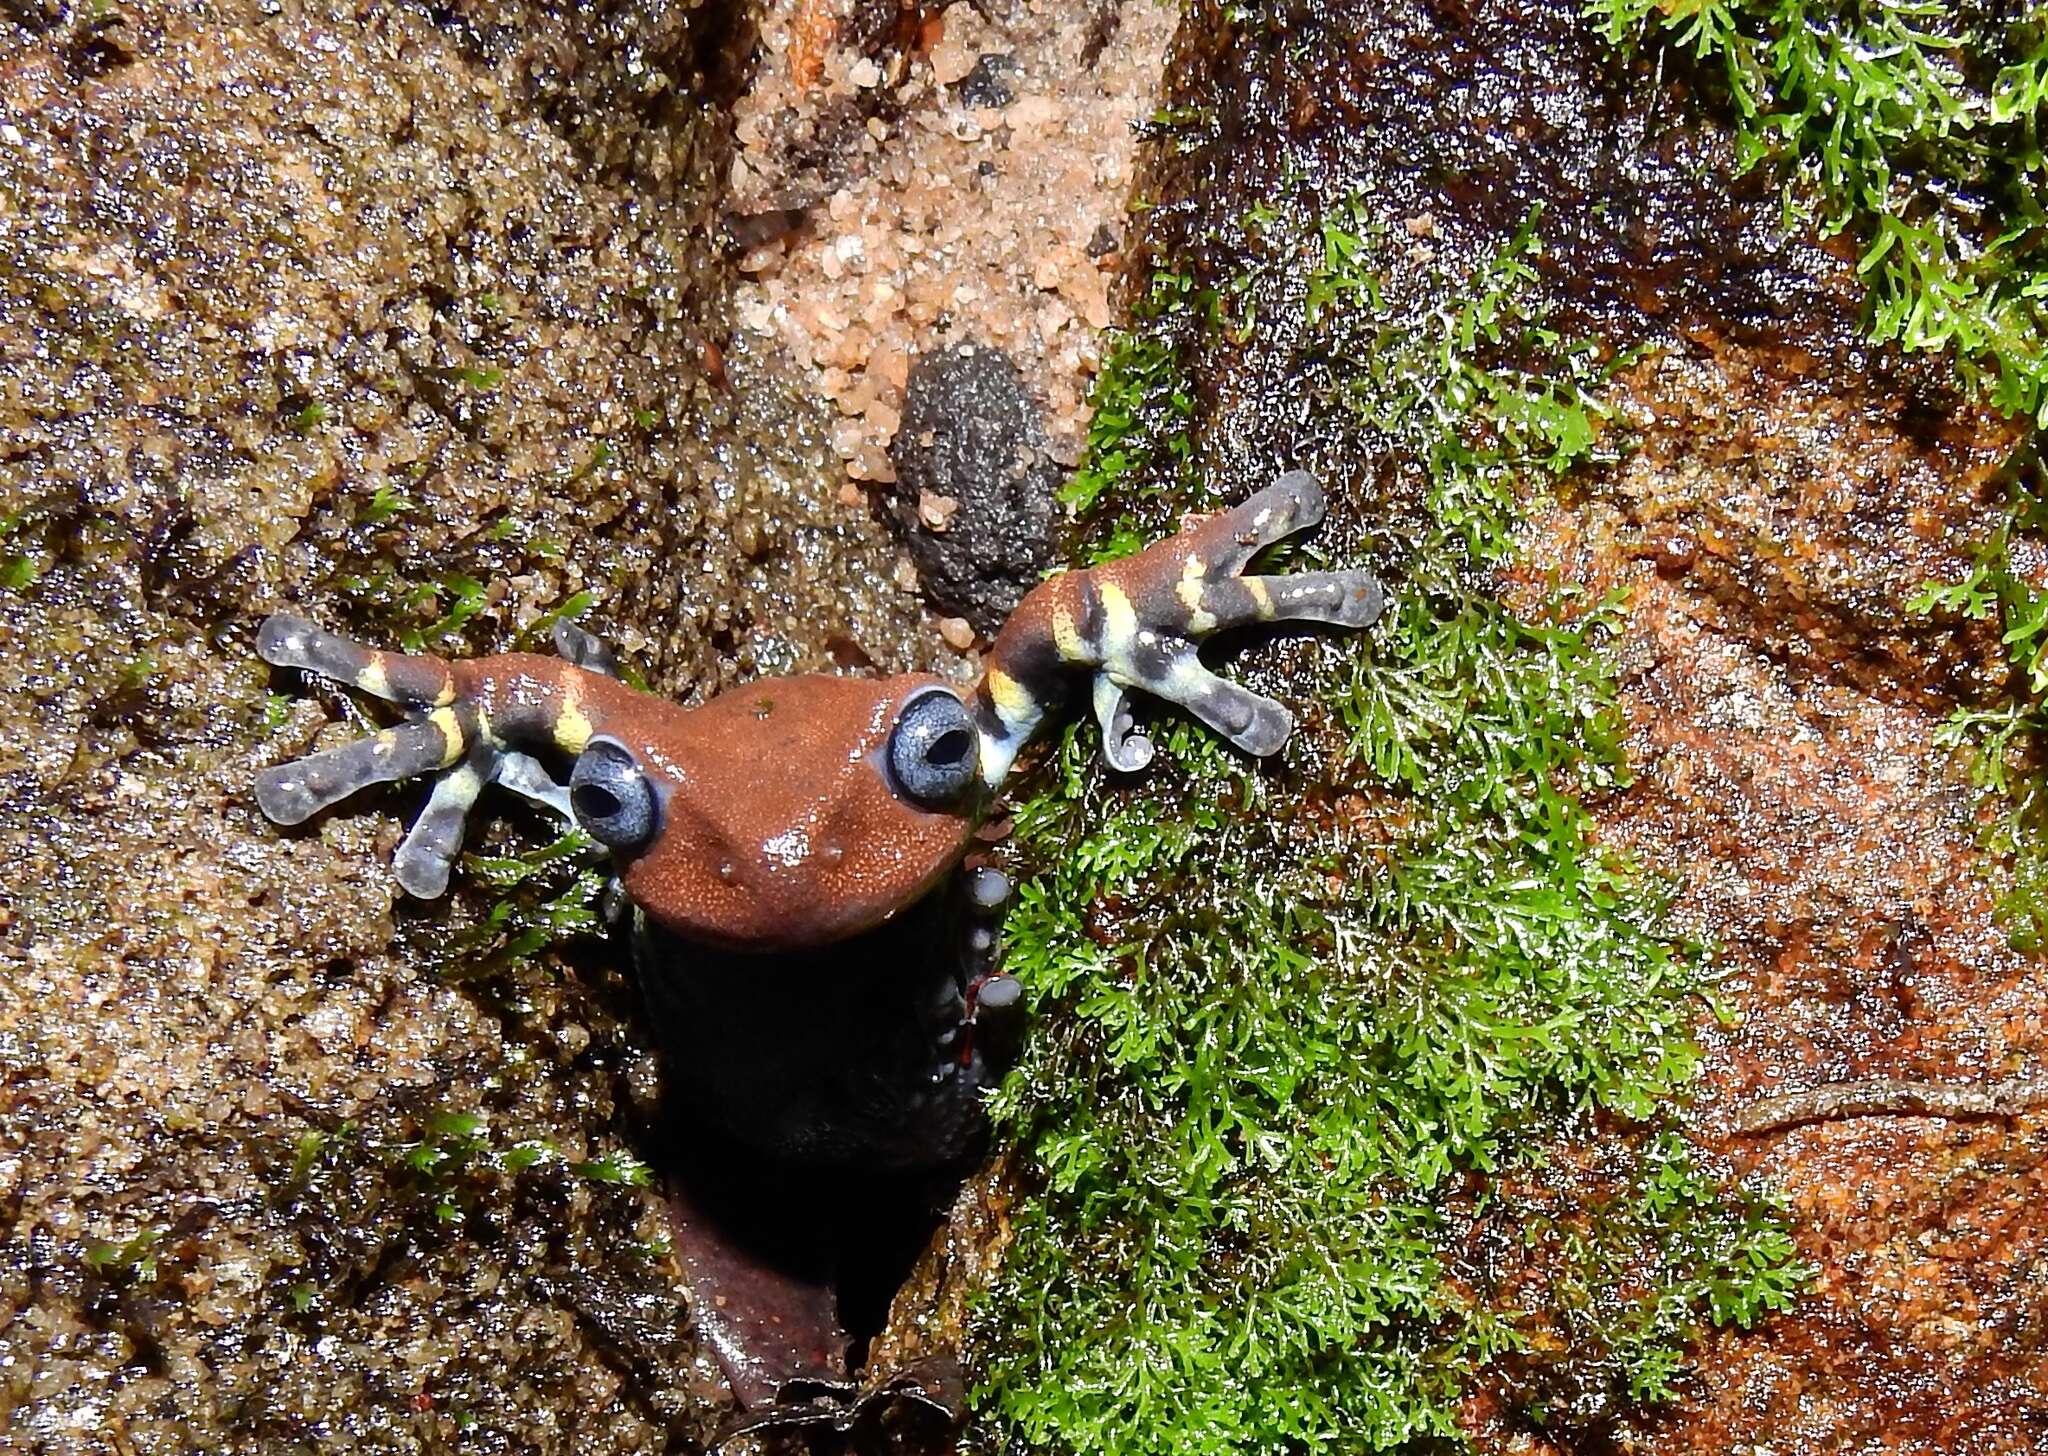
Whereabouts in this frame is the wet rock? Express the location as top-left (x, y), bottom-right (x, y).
top-left (955, 51), bottom-right (1019, 109)
top-left (1128, 0), bottom-right (2042, 1449)
top-left (0, 0), bottom-right (939, 1449)
top-left (883, 341), bottom-right (1059, 636)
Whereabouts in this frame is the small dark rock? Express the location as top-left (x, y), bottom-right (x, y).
top-left (883, 342), bottom-right (1058, 635)
top-left (1652, 533), bottom-right (1698, 577)
top-left (955, 52), bottom-right (1019, 110)
top-left (843, 0), bottom-right (911, 55)
top-left (1086, 222), bottom-right (1120, 258)
top-left (1079, 0), bottom-right (1124, 67)
top-left (724, 207), bottom-right (808, 253)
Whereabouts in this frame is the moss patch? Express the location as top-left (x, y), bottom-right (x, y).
top-left (1651, 0), bottom-right (2048, 943)
top-left (1910, 454), bottom-right (2048, 945)
top-left (1589, 0), bottom-right (2047, 425)
top-left (966, 212), bottom-right (1805, 1453)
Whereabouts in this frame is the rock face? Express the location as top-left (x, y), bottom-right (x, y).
top-left (0, 0), bottom-right (940, 1449)
top-left (4, 0), bottom-right (2042, 1451)
top-left (1127, 0), bottom-right (2043, 1450)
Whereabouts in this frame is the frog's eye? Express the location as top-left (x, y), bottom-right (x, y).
top-left (569, 736), bottom-right (660, 851)
top-left (887, 689), bottom-right (979, 809)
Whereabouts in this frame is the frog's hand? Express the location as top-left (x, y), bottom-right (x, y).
top-left (254, 615), bottom-right (617, 897)
top-left (968, 470), bottom-right (1383, 783)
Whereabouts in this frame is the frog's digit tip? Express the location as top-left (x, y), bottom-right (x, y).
top-left (1091, 676), bottom-right (1156, 773)
top-left (257, 610), bottom-right (375, 686)
top-left (1336, 569), bottom-right (1387, 628)
top-left (968, 867), bottom-right (1011, 909)
top-left (551, 619), bottom-right (621, 679)
top-left (1101, 725), bottom-right (1155, 773)
top-left (1267, 468), bottom-right (1326, 526)
top-left (974, 974), bottom-right (1023, 1014)
top-left (1173, 663), bottom-right (1292, 756)
top-left (254, 763), bottom-right (322, 825)
top-left (392, 844), bottom-right (454, 899)
top-left (392, 757), bottom-right (492, 898)
top-left (1260, 566), bottom-right (1388, 630)
top-left (256, 612), bottom-right (323, 668)
top-left (1231, 699), bottom-right (1294, 757)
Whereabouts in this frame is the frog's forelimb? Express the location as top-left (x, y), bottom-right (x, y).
top-left (968, 470), bottom-right (1385, 780)
top-left (254, 615), bottom-right (619, 897)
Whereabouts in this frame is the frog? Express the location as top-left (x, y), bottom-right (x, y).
top-left (254, 470), bottom-right (1384, 1444)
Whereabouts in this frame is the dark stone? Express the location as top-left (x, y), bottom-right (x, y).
top-left (954, 51), bottom-right (1018, 110)
top-left (842, 0), bottom-right (909, 56)
top-left (883, 341), bottom-right (1058, 635)
top-left (1086, 222), bottom-right (1120, 258)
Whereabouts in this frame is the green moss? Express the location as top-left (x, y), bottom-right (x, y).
top-left (1589, 0), bottom-right (2048, 425)
top-left (84, 1225), bottom-right (167, 1282)
top-left (967, 213), bottom-right (1805, 1453)
top-left (358, 482), bottom-right (414, 525)
top-left (1909, 456), bottom-right (2048, 946)
top-left (398, 571), bottom-right (491, 652)
top-left (280, 1099), bottom-right (642, 1234)
top-left (0, 509), bottom-right (45, 593)
top-left (434, 826), bottom-right (608, 976)
top-left (1058, 272), bottom-right (1211, 526)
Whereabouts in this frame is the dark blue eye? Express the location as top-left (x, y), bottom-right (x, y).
top-left (887, 690), bottom-right (979, 808)
top-left (569, 736), bottom-right (659, 851)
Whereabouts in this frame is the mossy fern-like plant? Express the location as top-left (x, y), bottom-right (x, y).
top-left (1587, 0), bottom-right (2047, 425)
top-left (1910, 455), bottom-right (2048, 945)
top-left (968, 213), bottom-right (1806, 1454)
top-left (1641, 0), bottom-right (2048, 944)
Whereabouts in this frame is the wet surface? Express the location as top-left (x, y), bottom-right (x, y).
top-left (728, 0), bottom-right (1170, 484)
top-left (1126, 0), bottom-right (2046, 1450)
top-left (0, 0), bottom-right (937, 1447)
top-left (0, 0), bottom-right (1175, 1444)
top-left (5, 0), bottom-right (2044, 1449)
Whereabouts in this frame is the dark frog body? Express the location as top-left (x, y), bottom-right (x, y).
top-left (255, 472), bottom-right (1383, 1440)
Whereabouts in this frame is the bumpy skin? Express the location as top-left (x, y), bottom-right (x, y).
top-left (253, 471), bottom-right (1383, 1434)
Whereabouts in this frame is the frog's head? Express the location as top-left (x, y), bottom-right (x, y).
top-left (569, 673), bottom-right (986, 952)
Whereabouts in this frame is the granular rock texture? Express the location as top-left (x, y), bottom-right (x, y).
top-left (0, 0), bottom-right (941, 1449)
top-left (6, 0), bottom-right (2046, 1449)
top-left (883, 338), bottom-right (1057, 633)
top-left (728, 0), bottom-right (1173, 490)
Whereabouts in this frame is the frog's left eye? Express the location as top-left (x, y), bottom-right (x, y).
top-left (887, 689), bottom-right (979, 809)
top-left (569, 736), bottom-right (660, 851)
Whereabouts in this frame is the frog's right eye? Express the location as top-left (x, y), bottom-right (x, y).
top-left (569, 736), bottom-right (660, 851)
top-left (887, 688), bottom-right (979, 809)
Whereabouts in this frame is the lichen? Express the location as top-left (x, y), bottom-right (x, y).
top-left (966, 210), bottom-right (1806, 1454)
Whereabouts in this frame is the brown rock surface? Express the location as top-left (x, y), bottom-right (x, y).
top-left (0, 0), bottom-right (939, 1448)
top-left (0, 0), bottom-right (1164, 1448)
top-left (6, 0), bottom-right (2045, 1450)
